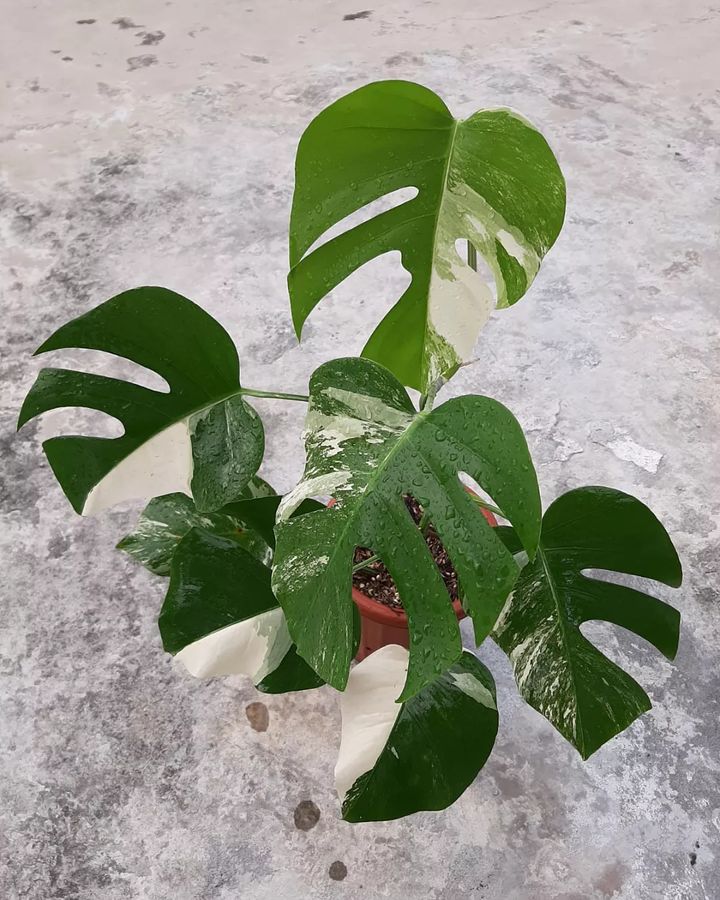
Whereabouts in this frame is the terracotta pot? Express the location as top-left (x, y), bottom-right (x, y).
top-left (351, 505), bottom-right (498, 661)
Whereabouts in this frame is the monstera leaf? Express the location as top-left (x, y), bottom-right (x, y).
top-left (17, 287), bottom-right (263, 515)
top-left (160, 526), bottom-right (325, 694)
top-left (336, 645), bottom-right (498, 822)
top-left (289, 80), bottom-right (566, 392)
top-left (272, 357), bottom-right (541, 700)
top-left (493, 487), bottom-right (682, 758)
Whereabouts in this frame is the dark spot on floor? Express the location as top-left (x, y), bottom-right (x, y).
top-left (594, 862), bottom-right (627, 896)
top-left (293, 799), bottom-right (320, 831)
top-left (248, 54), bottom-right (268, 63)
top-left (343, 10), bottom-right (372, 20)
top-left (95, 154), bottom-right (139, 178)
top-left (76, 19), bottom-right (96, 25)
top-left (61, 56), bottom-right (73, 62)
top-left (113, 17), bottom-right (143, 29)
top-left (689, 851), bottom-right (697, 866)
top-left (127, 54), bottom-right (157, 71)
top-left (494, 772), bottom-right (523, 798)
top-left (385, 51), bottom-right (423, 67)
top-left (245, 701), bottom-right (269, 732)
top-left (48, 533), bottom-right (72, 559)
top-left (138, 30), bottom-right (165, 45)
top-left (329, 861), bottom-right (347, 881)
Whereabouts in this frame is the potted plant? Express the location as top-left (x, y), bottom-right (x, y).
top-left (18, 80), bottom-right (681, 824)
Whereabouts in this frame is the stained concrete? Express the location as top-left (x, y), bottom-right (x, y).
top-left (1, 1), bottom-right (719, 897)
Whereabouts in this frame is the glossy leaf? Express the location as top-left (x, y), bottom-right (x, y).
top-left (17, 287), bottom-right (263, 514)
top-left (336, 645), bottom-right (498, 822)
top-left (161, 527), bottom-right (323, 692)
top-left (289, 80), bottom-right (566, 392)
top-left (190, 394), bottom-right (265, 512)
top-left (272, 357), bottom-right (540, 700)
top-left (493, 487), bottom-right (682, 759)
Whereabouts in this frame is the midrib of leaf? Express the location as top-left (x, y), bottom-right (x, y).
top-left (313, 407), bottom-right (430, 623)
top-left (418, 118), bottom-right (460, 374)
top-left (536, 544), bottom-right (585, 749)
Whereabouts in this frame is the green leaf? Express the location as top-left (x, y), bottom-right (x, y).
top-left (493, 487), bottom-right (682, 759)
top-left (117, 491), bottom-right (273, 576)
top-left (289, 80), bottom-right (566, 392)
top-left (160, 526), bottom-right (324, 692)
top-left (336, 645), bottom-right (498, 823)
top-left (17, 287), bottom-right (264, 514)
top-left (190, 394), bottom-right (265, 512)
top-left (272, 357), bottom-right (540, 700)
top-left (256, 644), bottom-right (326, 694)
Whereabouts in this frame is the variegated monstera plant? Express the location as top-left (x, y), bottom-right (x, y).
top-left (19, 81), bottom-right (682, 823)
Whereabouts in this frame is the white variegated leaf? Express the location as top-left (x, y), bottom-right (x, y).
top-left (18, 287), bottom-right (264, 514)
top-left (336, 645), bottom-right (499, 822)
top-left (289, 80), bottom-right (566, 392)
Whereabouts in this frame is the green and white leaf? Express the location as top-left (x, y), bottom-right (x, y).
top-left (160, 526), bottom-right (323, 693)
top-left (289, 79), bottom-right (566, 392)
top-left (493, 487), bottom-right (682, 759)
top-left (336, 644), bottom-right (498, 823)
top-left (117, 487), bottom-right (275, 576)
top-left (272, 357), bottom-right (541, 700)
top-left (17, 287), bottom-right (264, 514)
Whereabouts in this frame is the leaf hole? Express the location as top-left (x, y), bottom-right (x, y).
top-left (36, 348), bottom-right (171, 393)
top-left (33, 407), bottom-right (125, 440)
top-left (298, 250), bottom-right (410, 357)
top-left (458, 473), bottom-right (504, 522)
top-left (303, 186), bottom-right (418, 257)
top-left (454, 238), bottom-right (498, 304)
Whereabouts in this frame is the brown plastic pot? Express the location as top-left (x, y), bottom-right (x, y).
top-left (351, 504), bottom-right (498, 661)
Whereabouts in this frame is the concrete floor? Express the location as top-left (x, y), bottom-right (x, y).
top-left (2, 1), bottom-right (719, 897)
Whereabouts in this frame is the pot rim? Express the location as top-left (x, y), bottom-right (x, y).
top-left (352, 583), bottom-right (466, 626)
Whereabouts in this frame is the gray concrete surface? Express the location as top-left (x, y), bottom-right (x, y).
top-left (2, 1), bottom-right (719, 897)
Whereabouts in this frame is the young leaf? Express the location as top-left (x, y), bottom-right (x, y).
top-left (190, 394), bottom-right (265, 512)
top-left (493, 487), bottom-right (682, 759)
top-left (335, 645), bottom-right (498, 823)
top-left (17, 287), bottom-right (264, 515)
top-left (289, 80), bottom-right (566, 392)
top-left (272, 357), bottom-right (540, 700)
top-left (160, 527), bottom-right (323, 693)
top-left (118, 485), bottom-right (321, 576)
top-left (117, 490), bottom-right (273, 576)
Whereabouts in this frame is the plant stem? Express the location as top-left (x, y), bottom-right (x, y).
top-left (420, 376), bottom-right (445, 412)
top-left (352, 553), bottom-right (380, 574)
top-left (467, 240), bottom-right (478, 271)
top-left (352, 508), bottom-right (432, 575)
top-left (469, 494), bottom-right (505, 518)
top-left (239, 387), bottom-right (309, 403)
